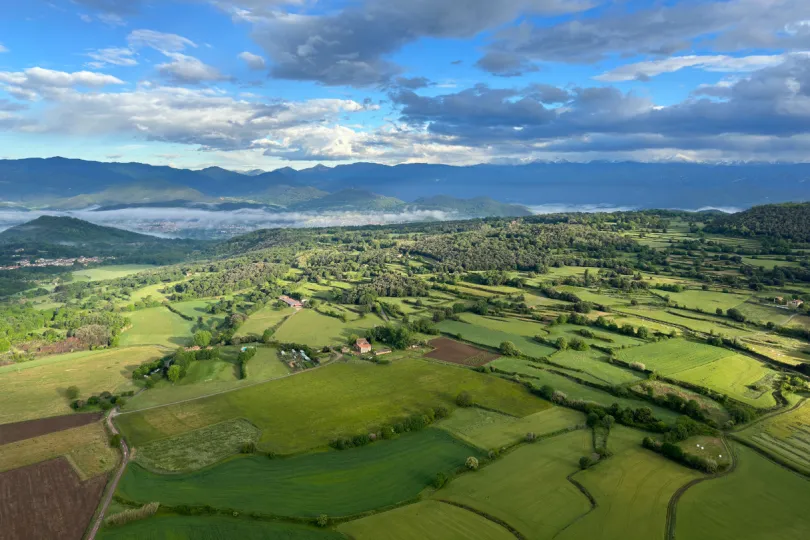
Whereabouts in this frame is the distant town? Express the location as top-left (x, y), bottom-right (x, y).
top-left (0, 256), bottom-right (107, 271)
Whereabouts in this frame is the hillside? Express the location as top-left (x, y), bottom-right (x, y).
top-left (0, 216), bottom-right (158, 245)
top-left (704, 202), bottom-right (810, 241)
top-left (49, 182), bottom-right (206, 210)
top-left (288, 189), bottom-right (405, 211)
top-left (413, 196), bottom-right (532, 217)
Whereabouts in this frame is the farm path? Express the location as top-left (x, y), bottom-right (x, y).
top-left (86, 409), bottom-right (128, 540)
top-left (664, 436), bottom-right (737, 540)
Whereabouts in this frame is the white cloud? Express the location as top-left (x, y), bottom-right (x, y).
top-left (127, 29), bottom-right (196, 53)
top-left (238, 51), bottom-right (266, 70)
top-left (86, 47), bottom-right (138, 68)
top-left (595, 53), bottom-right (798, 82)
top-left (0, 43), bottom-right (7, 53)
top-left (157, 53), bottom-right (229, 84)
top-left (0, 68), bottom-right (124, 101)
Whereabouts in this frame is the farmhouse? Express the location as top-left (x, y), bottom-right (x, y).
top-left (788, 299), bottom-right (804, 309)
top-left (279, 295), bottom-right (303, 308)
top-left (355, 338), bottom-right (372, 354)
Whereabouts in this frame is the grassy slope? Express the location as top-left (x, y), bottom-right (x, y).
top-left (0, 421), bottom-right (118, 479)
top-left (98, 515), bottom-right (344, 540)
top-left (273, 309), bottom-right (385, 347)
top-left (235, 304), bottom-right (295, 338)
top-left (677, 443), bottom-right (810, 540)
top-left (436, 319), bottom-right (557, 358)
top-left (434, 429), bottom-right (593, 539)
top-left (337, 500), bottom-right (514, 540)
top-left (72, 265), bottom-right (155, 281)
top-left (0, 346), bottom-right (161, 423)
top-left (549, 349), bottom-right (643, 385)
top-left (117, 359), bottom-right (547, 453)
top-left (672, 354), bottom-right (777, 408)
top-left (119, 307), bottom-right (195, 348)
top-left (117, 429), bottom-right (481, 518)
top-left (615, 339), bottom-right (733, 375)
top-left (736, 399), bottom-right (810, 473)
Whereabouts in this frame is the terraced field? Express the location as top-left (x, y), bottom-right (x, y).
top-left (117, 429), bottom-right (481, 518)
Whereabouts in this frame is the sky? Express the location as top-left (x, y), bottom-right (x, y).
top-left (1, 0), bottom-right (810, 170)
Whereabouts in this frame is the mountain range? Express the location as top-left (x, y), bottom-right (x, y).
top-left (0, 157), bottom-right (808, 212)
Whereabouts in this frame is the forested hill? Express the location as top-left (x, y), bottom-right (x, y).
top-left (704, 203), bottom-right (810, 241)
top-left (0, 216), bottom-right (156, 245)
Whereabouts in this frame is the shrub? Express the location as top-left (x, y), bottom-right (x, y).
top-left (104, 502), bottom-right (160, 527)
top-left (239, 441), bottom-right (257, 454)
top-left (109, 434), bottom-right (122, 448)
top-left (579, 456), bottom-right (593, 469)
top-left (456, 391), bottom-right (473, 407)
top-left (500, 341), bottom-right (522, 356)
top-left (465, 456), bottom-right (479, 470)
top-left (433, 472), bottom-right (448, 489)
top-left (317, 515), bottom-right (329, 527)
top-left (629, 361), bottom-right (646, 372)
top-left (525, 432), bottom-right (537, 442)
top-left (551, 390), bottom-right (567, 404)
top-left (66, 386), bottom-right (80, 400)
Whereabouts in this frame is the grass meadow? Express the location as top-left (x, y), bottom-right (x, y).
top-left (676, 443), bottom-right (810, 540)
top-left (98, 515), bottom-right (344, 540)
top-left (653, 289), bottom-right (750, 312)
top-left (119, 307), bottom-right (195, 348)
top-left (672, 354), bottom-right (777, 408)
top-left (436, 406), bottom-right (583, 450)
top-left (615, 339), bottom-right (732, 376)
top-left (0, 346), bottom-right (161, 423)
top-left (736, 399), bottom-right (810, 474)
top-left (434, 429), bottom-right (593, 539)
top-left (273, 308), bottom-right (384, 347)
top-left (235, 304), bottom-right (295, 338)
top-left (337, 500), bottom-right (514, 540)
top-left (436, 319), bottom-right (557, 358)
top-left (73, 265), bottom-right (155, 281)
top-left (0, 421), bottom-right (118, 479)
top-left (117, 359), bottom-right (547, 453)
top-left (550, 349), bottom-right (643, 385)
top-left (117, 429), bottom-right (481, 518)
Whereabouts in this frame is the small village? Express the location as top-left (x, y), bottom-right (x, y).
top-left (0, 256), bottom-right (107, 271)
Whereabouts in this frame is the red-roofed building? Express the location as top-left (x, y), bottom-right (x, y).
top-left (279, 295), bottom-right (303, 309)
top-left (355, 338), bottom-right (372, 354)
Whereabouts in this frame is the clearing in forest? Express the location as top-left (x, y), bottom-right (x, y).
top-left (117, 429), bottom-right (481, 518)
top-left (119, 306), bottom-right (195, 348)
top-left (425, 337), bottom-right (499, 366)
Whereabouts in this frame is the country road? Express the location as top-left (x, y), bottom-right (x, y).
top-left (86, 409), bottom-right (129, 540)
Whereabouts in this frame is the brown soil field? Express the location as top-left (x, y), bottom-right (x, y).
top-left (0, 412), bottom-right (103, 446)
top-left (0, 457), bottom-right (107, 540)
top-left (425, 337), bottom-right (500, 366)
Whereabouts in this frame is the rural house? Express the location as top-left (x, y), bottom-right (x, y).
top-left (355, 338), bottom-right (372, 354)
top-left (788, 299), bottom-right (804, 309)
top-left (279, 295), bottom-right (303, 308)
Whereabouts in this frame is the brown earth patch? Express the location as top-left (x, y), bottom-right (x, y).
top-left (0, 412), bottom-right (103, 446)
top-left (425, 337), bottom-right (499, 366)
top-left (0, 457), bottom-right (107, 540)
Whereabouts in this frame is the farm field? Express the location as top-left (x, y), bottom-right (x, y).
top-left (620, 307), bottom-right (750, 336)
top-left (98, 515), bottom-right (345, 540)
top-left (73, 264), bottom-right (155, 281)
top-left (742, 256), bottom-right (801, 269)
top-left (615, 338), bottom-right (732, 376)
top-left (436, 319), bottom-right (557, 358)
top-left (555, 430), bottom-right (701, 540)
top-left (436, 406), bottom-right (583, 450)
top-left (117, 429), bottom-right (481, 518)
top-left (736, 399), bottom-right (810, 474)
top-left (424, 337), bottom-right (499, 366)
top-left (119, 307), bottom-right (195, 348)
top-left (135, 418), bottom-right (260, 473)
top-left (0, 420), bottom-right (118, 479)
top-left (674, 354), bottom-right (778, 408)
top-left (434, 429), bottom-right (593, 539)
top-left (337, 500), bottom-right (514, 540)
top-left (117, 358), bottom-right (546, 453)
top-left (273, 308), bottom-right (384, 347)
top-left (235, 304), bottom-right (295, 338)
top-left (0, 458), bottom-right (108, 540)
top-left (734, 300), bottom-right (794, 326)
top-left (543, 323), bottom-right (643, 349)
top-left (549, 349), bottom-right (642, 385)
top-left (0, 411), bottom-right (101, 445)
top-left (490, 357), bottom-right (681, 422)
top-left (653, 289), bottom-right (750, 312)
top-left (677, 443), bottom-right (810, 540)
top-left (120, 281), bottom-right (181, 305)
top-left (632, 380), bottom-right (730, 424)
top-left (0, 346), bottom-right (161, 423)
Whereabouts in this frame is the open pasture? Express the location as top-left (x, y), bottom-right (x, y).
top-left (120, 281), bottom-right (180, 305)
top-left (615, 338), bottom-right (732, 376)
top-left (119, 306), bottom-right (195, 348)
top-left (436, 406), bottom-right (582, 450)
top-left (436, 319), bottom-right (557, 359)
top-left (273, 308), bottom-right (384, 347)
top-left (118, 429), bottom-right (480, 518)
top-left (434, 429), bottom-right (593, 539)
top-left (632, 380), bottom-right (730, 424)
top-left (0, 346), bottom-right (160, 423)
top-left (543, 323), bottom-right (643, 349)
top-left (0, 420), bottom-right (118, 479)
top-left (0, 458), bottom-right (108, 540)
top-left (620, 307), bottom-right (749, 337)
top-left (338, 500), bottom-right (514, 540)
top-left (73, 264), bottom-right (155, 281)
top-left (135, 418), bottom-right (260, 473)
top-left (555, 429), bottom-right (701, 540)
top-left (425, 337), bottom-right (499, 366)
top-left (117, 359), bottom-right (546, 453)
top-left (735, 300), bottom-right (794, 326)
top-left (550, 349), bottom-right (642, 385)
top-left (99, 515), bottom-right (344, 540)
top-left (736, 399), bottom-right (810, 474)
top-left (742, 256), bottom-right (801, 269)
top-left (653, 288), bottom-right (750, 312)
top-left (677, 443), bottom-right (810, 540)
top-left (673, 354), bottom-right (778, 408)
top-left (236, 304), bottom-right (294, 338)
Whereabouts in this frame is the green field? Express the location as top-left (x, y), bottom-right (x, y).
top-left (654, 289), bottom-right (750, 312)
top-left (436, 319), bottom-right (557, 358)
top-left (0, 346), bottom-right (162, 423)
top-left (98, 515), bottom-right (344, 540)
top-left (120, 307), bottom-right (195, 348)
top-left (672, 353), bottom-right (777, 407)
top-left (170, 300), bottom-right (227, 331)
top-left (741, 256), bottom-right (801, 269)
top-left (73, 264), bottom-right (155, 281)
top-left (555, 427), bottom-right (701, 540)
top-left (543, 323), bottom-right (643, 349)
top-left (273, 308), bottom-right (384, 347)
top-left (235, 304), bottom-right (295, 338)
top-left (615, 339), bottom-right (732, 375)
top-left (490, 357), bottom-right (681, 422)
top-left (135, 419), bottom-right (260, 473)
top-left (434, 429), bottom-right (593, 539)
top-left (620, 307), bottom-right (750, 337)
top-left (736, 399), bottom-right (810, 473)
top-left (550, 349), bottom-right (642, 385)
top-left (734, 300), bottom-right (794, 326)
top-left (120, 281), bottom-right (181, 306)
top-left (338, 500), bottom-right (514, 540)
top-left (677, 443), bottom-right (810, 540)
top-left (632, 380), bottom-right (731, 424)
top-left (117, 429), bottom-right (481, 518)
top-left (117, 359), bottom-right (547, 453)
top-left (436, 406), bottom-right (583, 450)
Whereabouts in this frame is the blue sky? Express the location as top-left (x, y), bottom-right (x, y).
top-left (1, 0), bottom-right (809, 170)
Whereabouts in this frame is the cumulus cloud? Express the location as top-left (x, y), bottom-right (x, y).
top-left (474, 51), bottom-right (539, 77)
top-left (0, 67), bottom-right (124, 101)
top-left (238, 51), bottom-right (266, 70)
top-left (596, 53), bottom-right (802, 82)
top-left (157, 53), bottom-right (230, 84)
